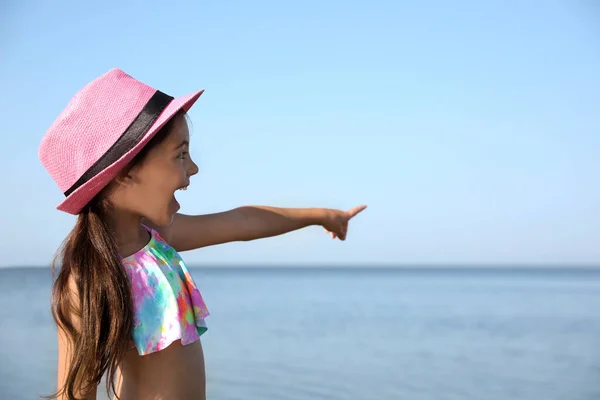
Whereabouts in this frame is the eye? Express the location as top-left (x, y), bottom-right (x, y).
top-left (177, 151), bottom-right (188, 159)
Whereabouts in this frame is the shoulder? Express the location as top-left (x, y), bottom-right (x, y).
top-left (63, 273), bottom-right (82, 322)
top-left (143, 210), bottom-right (247, 252)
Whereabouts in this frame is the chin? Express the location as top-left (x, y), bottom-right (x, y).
top-left (155, 212), bottom-right (176, 228)
top-left (142, 209), bottom-right (175, 228)
top-left (142, 197), bottom-right (179, 228)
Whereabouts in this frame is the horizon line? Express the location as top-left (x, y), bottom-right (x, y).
top-left (2, 263), bottom-right (600, 270)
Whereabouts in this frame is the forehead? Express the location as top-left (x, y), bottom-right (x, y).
top-left (163, 114), bottom-right (190, 146)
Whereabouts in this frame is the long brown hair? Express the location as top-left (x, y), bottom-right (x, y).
top-left (44, 111), bottom-right (184, 400)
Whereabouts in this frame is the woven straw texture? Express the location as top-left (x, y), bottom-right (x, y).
top-left (38, 68), bottom-right (203, 214)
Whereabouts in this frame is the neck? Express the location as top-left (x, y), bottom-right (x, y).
top-left (106, 207), bottom-right (148, 257)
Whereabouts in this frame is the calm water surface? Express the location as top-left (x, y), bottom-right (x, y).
top-left (1, 267), bottom-right (599, 399)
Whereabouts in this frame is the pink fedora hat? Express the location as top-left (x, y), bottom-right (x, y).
top-left (38, 68), bottom-right (204, 215)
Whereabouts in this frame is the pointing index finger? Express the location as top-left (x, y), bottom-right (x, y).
top-left (347, 204), bottom-right (367, 218)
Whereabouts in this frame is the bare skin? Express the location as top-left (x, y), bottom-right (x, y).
top-left (113, 340), bottom-right (206, 400)
top-left (56, 113), bottom-right (366, 399)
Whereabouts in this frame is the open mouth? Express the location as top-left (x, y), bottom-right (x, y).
top-left (172, 184), bottom-right (188, 212)
top-left (173, 182), bottom-right (190, 211)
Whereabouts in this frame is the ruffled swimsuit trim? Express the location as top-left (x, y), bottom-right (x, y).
top-left (121, 226), bottom-right (209, 355)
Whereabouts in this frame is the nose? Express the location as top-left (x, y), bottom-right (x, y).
top-left (188, 158), bottom-right (199, 177)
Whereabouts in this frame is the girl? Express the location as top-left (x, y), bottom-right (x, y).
top-left (38, 68), bottom-right (366, 400)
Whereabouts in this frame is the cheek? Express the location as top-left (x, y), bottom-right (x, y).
top-left (133, 160), bottom-right (184, 199)
top-left (138, 166), bottom-right (181, 199)
top-left (139, 162), bottom-right (172, 185)
top-left (139, 180), bottom-right (173, 201)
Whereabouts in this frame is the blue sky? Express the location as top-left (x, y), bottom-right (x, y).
top-left (1, 0), bottom-right (599, 267)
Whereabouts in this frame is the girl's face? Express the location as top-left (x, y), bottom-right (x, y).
top-left (109, 114), bottom-right (199, 226)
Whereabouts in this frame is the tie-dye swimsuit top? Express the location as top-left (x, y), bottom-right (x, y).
top-left (120, 226), bottom-right (209, 355)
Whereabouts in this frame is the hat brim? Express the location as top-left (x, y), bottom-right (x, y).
top-left (56, 89), bottom-right (204, 215)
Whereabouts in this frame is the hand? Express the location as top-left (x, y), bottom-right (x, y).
top-left (321, 205), bottom-right (367, 241)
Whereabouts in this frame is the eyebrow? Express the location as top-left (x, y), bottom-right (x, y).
top-left (175, 139), bottom-right (189, 149)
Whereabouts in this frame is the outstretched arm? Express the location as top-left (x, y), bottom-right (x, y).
top-left (147, 205), bottom-right (366, 252)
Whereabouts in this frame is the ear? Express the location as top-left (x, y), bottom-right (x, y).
top-left (114, 167), bottom-right (139, 187)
